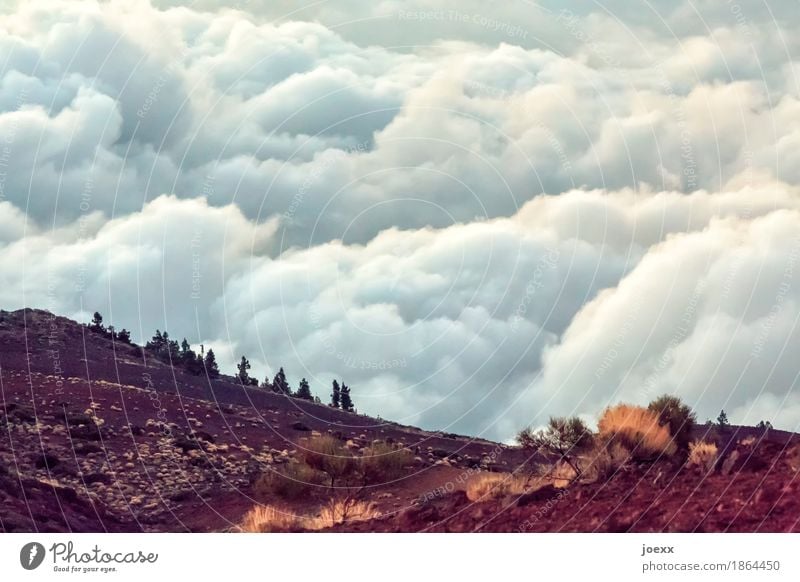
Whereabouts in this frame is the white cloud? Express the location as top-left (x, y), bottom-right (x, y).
top-left (3, 0), bottom-right (800, 440)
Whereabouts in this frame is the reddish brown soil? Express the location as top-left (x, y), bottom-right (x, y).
top-left (335, 437), bottom-right (800, 532)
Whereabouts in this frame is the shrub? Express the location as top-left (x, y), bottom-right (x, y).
top-left (237, 505), bottom-right (301, 532)
top-left (687, 440), bottom-right (718, 472)
top-left (598, 404), bottom-right (677, 460)
top-left (517, 416), bottom-right (594, 477)
top-left (255, 462), bottom-right (325, 501)
top-left (647, 395), bottom-right (696, 453)
top-left (300, 435), bottom-right (358, 487)
top-left (465, 472), bottom-right (531, 501)
top-left (359, 442), bottom-right (414, 483)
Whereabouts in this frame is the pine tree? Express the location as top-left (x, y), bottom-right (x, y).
top-left (237, 356), bottom-right (252, 385)
top-left (716, 410), bottom-right (730, 427)
top-left (204, 349), bottom-right (220, 378)
top-left (340, 382), bottom-right (354, 412)
top-left (89, 312), bottom-right (104, 332)
top-left (330, 379), bottom-right (341, 408)
top-left (296, 378), bottom-right (313, 401)
top-left (116, 328), bottom-right (131, 343)
top-left (261, 375), bottom-right (273, 391)
top-left (271, 367), bottom-right (291, 396)
top-left (146, 330), bottom-right (165, 354)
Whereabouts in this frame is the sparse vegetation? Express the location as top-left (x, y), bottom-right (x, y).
top-left (517, 416), bottom-right (594, 478)
top-left (597, 404), bottom-right (677, 460)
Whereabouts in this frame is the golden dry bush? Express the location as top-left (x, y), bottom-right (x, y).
top-left (465, 472), bottom-right (530, 501)
top-left (688, 440), bottom-right (718, 472)
top-left (238, 505), bottom-right (301, 533)
top-left (598, 404), bottom-right (677, 459)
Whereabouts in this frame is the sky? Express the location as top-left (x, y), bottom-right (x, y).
top-left (1, 0), bottom-right (800, 441)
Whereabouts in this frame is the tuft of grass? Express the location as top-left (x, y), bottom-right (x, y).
top-left (237, 505), bottom-right (301, 532)
top-left (598, 404), bottom-right (677, 460)
top-left (687, 440), bottom-right (718, 472)
top-left (465, 472), bottom-right (531, 501)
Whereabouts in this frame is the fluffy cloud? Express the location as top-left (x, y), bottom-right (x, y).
top-left (3, 0), bottom-right (800, 440)
top-left (4, 184), bottom-right (800, 440)
top-left (2, 0), bottom-right (799, 244)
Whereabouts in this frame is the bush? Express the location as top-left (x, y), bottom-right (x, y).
top-left (237, 505), bottom-right (301, 532)
top-left (687, 440), bottom-right (718, 472)
top-left (300, 435), bottom-right (358, 487)
top-left (255, 462), bottom-right (325, 501)
top-left (359, 442), bottom-right (414, 483)
top-left (517, 416), bottom-right (594, 477)
top-left (648, 395), bottom-right (696, 453)
top-left (598, 404), bottom-right (677, 460)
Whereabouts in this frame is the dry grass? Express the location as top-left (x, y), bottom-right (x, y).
top-left (238, 500), bottom-right (381, 532)
top-left (238, 505), bottom-right (301, 532)
top-left (688, 440), bottom-right (718, 472)
top-left (598, 404), bottom-right (677, 459)
top-left (466, 472), bottom-right (531, 501)
top-left (313, 499), bottom-right (381, 528)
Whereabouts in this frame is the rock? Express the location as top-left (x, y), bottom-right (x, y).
top-left (84, 473), bottom-right (112, 485)
top-left (192, 430), bottom-right (215, 443)
top-left (291, 421), bottom-right (311, 432)
top-left (65, 412), bottom-right (95, 426)
top-left (173, 436), bottom-right (201, 452)
top-left (9, 405), bottom-right (36, 423)
top-left (70, 424), bottom-right (102, 441)
top-left (34, 451), bottom-right (61, 470)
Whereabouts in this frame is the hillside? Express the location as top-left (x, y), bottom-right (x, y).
top-left (1, 308), bottom-right (799, 533)
top-left (0, 308), bottom-right (523, 532)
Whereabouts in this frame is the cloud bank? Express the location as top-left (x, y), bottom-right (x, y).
top-left (2, 0), bottom-right (800, 440)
